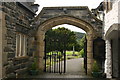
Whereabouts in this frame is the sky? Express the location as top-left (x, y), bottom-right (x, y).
top-left (34, 0), bottom-right (103, 33)
top-left (52, 24), bottom-right (86, 33)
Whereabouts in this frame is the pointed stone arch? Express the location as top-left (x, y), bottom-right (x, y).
top-left (38, 15), bottom-right (95, 33)
top-left (36, 15), bottom-right (97, 75)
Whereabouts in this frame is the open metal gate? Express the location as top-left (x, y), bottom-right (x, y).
top-left (84, 36), bottom-right (87, 75)
top-left (44, 34), bottom-right (66, 74)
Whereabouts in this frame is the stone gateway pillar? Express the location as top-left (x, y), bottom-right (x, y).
top-left (86, 34), bottom-right (94, 75)
top-left (37, 31), bottom-right (45, 71)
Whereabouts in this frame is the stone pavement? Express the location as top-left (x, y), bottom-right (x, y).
top-left (26, 72), bottom-right (91, 78)
top-left (66, 58), bottom-right (85, 74)
top-left (25, 58), bottom-right (92, 78)
top-left (22, 58), bottom-right (110, 80)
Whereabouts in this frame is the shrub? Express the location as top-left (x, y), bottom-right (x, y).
top-left (80, 49), bottom-right (84, 57)
top-left (92, 60), bottom-right (100, 72)
top-left (30, 58), bottom-right (37, 70)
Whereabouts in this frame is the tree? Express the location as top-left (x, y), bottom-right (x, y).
top-left (80, 49), bottom-right (84, 57)
top-left (45, 27), bottom-right (80, 53)
top-left (79, 35), bottom-right (86, 49)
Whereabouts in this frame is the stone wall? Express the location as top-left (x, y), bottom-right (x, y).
top-left (1, 2), bottom-right (36, 78)
top-left (36, 7), bottom-right (103, 37)
top-left (105, 31), bottom-right (120, 78)
top-left (0, 11), bottom-right (2, 80)
top-left (105, 40), bottom-right (112, 78)
top-left (104, 0), bottom-right (120, 78)
top-left (0, 8), bottom-right (6, 79)
top-left (104, 0), bottom-right (120, 36)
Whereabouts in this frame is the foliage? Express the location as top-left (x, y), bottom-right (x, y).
top-left (80, 49), bottom-right (84, 57)
top-left (45, 27), bottom-right (81, 52)
top-left (46, 51), bottom-right (80, 68)
top-left (66, 51), bottom-right (79, 55)
top-left (92, 60), bottom-right (100, 72)
top-left (28, 57), bottom-right (39, 75)
top-left (79, 35), bottom-right (86, 49)
top-left (74, 32), bottom-right (85, 42)
top-left (30, 58), bottom-right (38, 70)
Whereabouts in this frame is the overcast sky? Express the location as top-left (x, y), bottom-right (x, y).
top-left (35, 0), bottom-right (103, 33)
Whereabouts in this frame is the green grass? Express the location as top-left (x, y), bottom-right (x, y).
top-left (47, 51), bottom-right (62, 55)
top-left (46, 51), bottom-right (83, 68)
top-left (66, 51), bottom-right (80, 55)
top-left (66, 51), bottom-right (82, 60)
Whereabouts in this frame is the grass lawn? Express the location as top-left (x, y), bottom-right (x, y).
top-left (66, 51), bottom-right (82, 59)
top-left (66, 51), bottom-right (79, 56)
top-left (46, 51), bottom-right (83, 67)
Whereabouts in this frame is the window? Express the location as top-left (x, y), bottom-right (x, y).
top-left (16, 33), bottom-right (27, 57)
top-left (105, 0), bottom-right (113, 13)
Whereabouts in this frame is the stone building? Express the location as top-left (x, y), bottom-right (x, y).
top-left (0, 1), bottom-right (105, 78)
top-left (103, 0), bottom-right (120, 78)
top-left (34, 6), bottom-right (104, 76)
top-left (0, 1), bottom-right (39, 79)
top-left (1, 0), bottom-right (120, 79)
top-left (92, 0), bottom-right (120, 78)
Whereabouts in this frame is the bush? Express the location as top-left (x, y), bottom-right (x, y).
top-left (80, 49), bottom-right (84, 57)
top-left (28, 58), bottom-right (39, 75)
top-left (92, 60), bottom-right (100, 72)
top-left (30, 58), bottom-right (38, 70)
top-left (92, 60), bottom-right (103, 78)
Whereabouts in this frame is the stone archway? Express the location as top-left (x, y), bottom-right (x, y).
top-left (36, 15), bottom-right (97, 75)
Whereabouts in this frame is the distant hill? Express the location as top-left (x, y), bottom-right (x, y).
top-left (74, 32), bottom-right (85, 41)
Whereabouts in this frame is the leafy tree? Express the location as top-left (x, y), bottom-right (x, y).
top-left (74, 32), bottom-right (85, 42)
top-left (79, 35), bottom-right (86, 49)
top-left (80, 49), bottom-right (84, 57)
top-left (45, 27), bottom-right (80, 53)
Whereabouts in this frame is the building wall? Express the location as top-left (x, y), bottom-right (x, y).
top-left (1, 2), bottom-right (36, 78)
top-left (105, 40), bottom-right (112, 78)
top-left (118, 1), bottom-right (120, 23)
top-left (104, 0), bottom-right (119, 36)
top-left (111, 37), bottom-right (119, 77)
top-left (0, 10), bottom-right (6, 79)
top-left (104, 0), bottom-right (120, 78)
top-left (0, 11), bottom-right (2, 80)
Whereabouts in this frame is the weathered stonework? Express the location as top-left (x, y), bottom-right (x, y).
top-left (0, 2), bottom-right (37, 78)
top-left (0, 11), bottom-right (4, 79)
top-left (35, 7), bottom-right (102, 37)
top-left (105, 40), bottom-right (112, 78)
top-left (104, 1), bottom-right (119, 36)
top-left (34, 7), bottom-right (103, 75)
top-left (0, 2), bottom-right (104, 79)
top-left (104, 0), bottom-right (120, 78)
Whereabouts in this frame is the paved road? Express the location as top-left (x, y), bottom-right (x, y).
top-left (25, 58), bottom-right (92, 78)
top-left (66, 58), bottom-right (85, 74)
top-left (48, 58), bottom-right (85, 74)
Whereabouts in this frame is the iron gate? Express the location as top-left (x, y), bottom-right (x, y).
top-left (44, 33), bottom-right (66, 74)
top-left (84, 36), bottom-right (87, 75)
